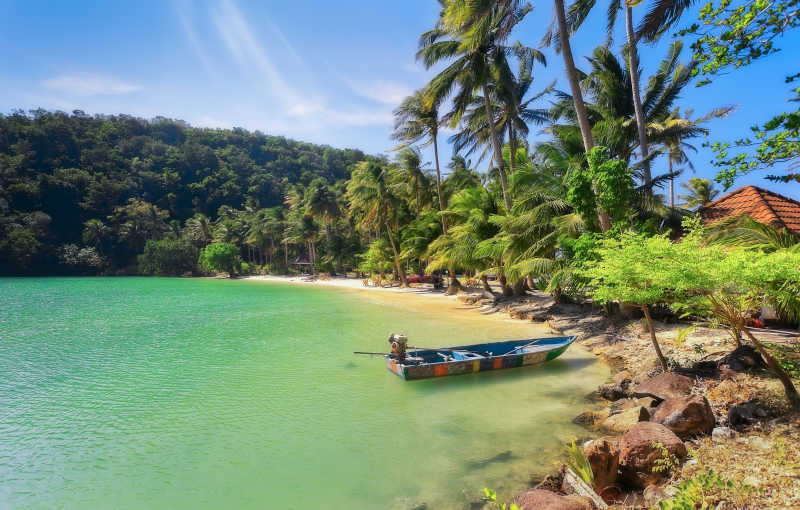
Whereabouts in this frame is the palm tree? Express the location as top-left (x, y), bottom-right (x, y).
top-left (395, 147), bottom-right (429, 214)
top-left (678, 177), bottom-right (719, 209)
top-left (392, 90), bottom-right (448, 233)
top-left (706, 214), bottom-right (800, 252)
top-left (346, 161), bottom-right (409, 287)
top-left (556, 0), bottom-right (701, 186)
top-left (449, 53), bottom-right (551, 178)
top-left (443, 155), bottom-right (481, 201)
top-left (417, 0), bottom-right (533, 211)
top-left (651, 106), bottom-right (734, 207)
top-left (306, 178), bottom-right (340, 246)
top-left (427, 186), bottom-right (501, 294)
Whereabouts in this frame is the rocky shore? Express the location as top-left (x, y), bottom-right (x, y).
top-left (455, 290), bottom-right (800, 509)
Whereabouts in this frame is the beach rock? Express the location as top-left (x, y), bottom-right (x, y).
top-left (612, 370), bottom-right (633, 386)
top-left (598, 382), bottom-right (629, 401)
top-left (718, 345), bottom-right (766, 373)
top-left (573, 409), bottom-right (610, 427)
top-left (729, 400), bottom-right (769, 427)
top-left (511, 489), bottom-right (596, 510)
top-left (609, 397), bottom-right (657, 416)
top-left (712, 426), bottom-right (735, 441)
top-left (618, 422), bottom-right (687, 489)
top-left (632, 373), bottom-right (694, 401)
top-left (650, 395), bottom-right (715, 439)
top-left (583, 437), bottom-right (619, 489)
top-left (600, 406), bottom-right (650, 434)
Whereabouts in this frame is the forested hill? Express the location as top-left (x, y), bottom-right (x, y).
top-left (0, 110), bottom-right (369, 275)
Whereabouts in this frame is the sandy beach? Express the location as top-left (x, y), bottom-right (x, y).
top-left (242, 274), bottom-right (554, 337)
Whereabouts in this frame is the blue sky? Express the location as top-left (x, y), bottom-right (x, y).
top-left (1, 0), bottom-right (798, 199)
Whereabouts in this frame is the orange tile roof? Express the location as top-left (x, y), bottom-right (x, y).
top-left (699, 185), bottom-right (800, 236)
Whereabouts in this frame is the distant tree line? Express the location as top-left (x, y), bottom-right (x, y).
top-left (0, 110), bottom-right (368, 275)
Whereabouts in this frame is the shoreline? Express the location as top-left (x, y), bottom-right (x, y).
top-left (242, 274), bottom-right (559, 333)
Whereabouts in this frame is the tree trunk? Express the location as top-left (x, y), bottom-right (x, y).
top-left (446, 272), bottom-right (463, 295)
top-left (384, 220), bottom-right (408, 287)
top-left (730, 327), bottom-right (743, 347)
top-left (508, 123), bottom-right (516, 177)
top-left (624, 6), bottom-right (652, 186)
top-left (284, 240), bottom-right (288, 269)
top-left (482, 84), bottom-right (512, 211)
top-left (481, 274), bottom-right (493, 293)
top-left (553, 0), bottom-right (610, 231)
top-left (669, 159), bottom-right (675, 208)
top-left (432, 132), bottom-right (448, 235)
top-left (554, 0), bottom-right (593, 153)
top-left (512, 278), bottom-right (526, 297)
top-left (642, 305), bottom-right (669, 372)
top-left (415, 177), bottom-right (421, 215)
top-left (742, 327), bottom-right (800, 410)
top-left (499, 274), bottom-right (513, 297)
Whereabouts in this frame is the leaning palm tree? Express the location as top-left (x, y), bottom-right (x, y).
top-left (678, 177), bottom-right (719, 209)
top-left (346, 161), bottom-right (409, 287)
top-left (417, 0), bottom-right (534, 211)
top-left (392, 90), bottom-right (448, 233)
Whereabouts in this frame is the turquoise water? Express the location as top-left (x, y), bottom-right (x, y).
top-left (0, 278), bottom-right (608, 509)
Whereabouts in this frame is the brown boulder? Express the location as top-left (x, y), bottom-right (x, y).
top-left (511, 489), bottom-right (596, 510)
top-left (573, 409), bottom-right (610, 427)
top-left (632, 373), bottom-right (694, 401)
top-left (618, 422), bottom-right (687, 489)
top-left (583, 437), bottom-right (619, 489)
top-left (650, 395), bottom-right (715, 439)
top-left (599, 406), bottom-right (650, 434)
top-left (609, 397), bottom-right (657, 416)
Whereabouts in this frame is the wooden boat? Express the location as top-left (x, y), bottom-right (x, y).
top-left (384, 336), bottom-right (576, 380)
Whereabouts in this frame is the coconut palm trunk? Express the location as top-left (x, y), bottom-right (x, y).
top-left (553, 0), bottom-right (611, 231)
top-left (554, 0), bottom-right (593, 153)
top-left (669, 159), bottom-right (675, 208)
top-left (624, 5), bottom-right (652, 186)
top-left (508, 124), bottom-right (516, 177)
top-left (483, 84), bottom-right (513, 211)
top-left (432, 132), bottom-right (448, 234)
top-left (384, 220), bottom-right (408, 287)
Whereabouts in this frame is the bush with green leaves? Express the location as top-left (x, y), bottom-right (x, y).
top-left (137, 239), bottom-right (198, 276)
top-left (657, 470), bottom-right (733, 510)
top-left (199, 242), bottom-right (241, 276)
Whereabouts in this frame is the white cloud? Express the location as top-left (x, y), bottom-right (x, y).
top-left (42, 74), bottom-right (141, 96)
top-left (345, 79), bottom-right (415, 106)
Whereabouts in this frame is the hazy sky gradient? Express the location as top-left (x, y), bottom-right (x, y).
top-left (1, 0), bottom-right (798, 198)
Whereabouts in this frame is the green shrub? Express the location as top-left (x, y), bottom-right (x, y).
top-left (137, 238), bottom-right (197, 276)
top-left (199, 242), bottom-right (241, 276)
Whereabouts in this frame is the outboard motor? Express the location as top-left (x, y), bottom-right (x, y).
top-left (388, 333), bottom-right (408, 363)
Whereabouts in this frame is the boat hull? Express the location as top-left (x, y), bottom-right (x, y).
top-left (385, 336), bottom-right (575, 380)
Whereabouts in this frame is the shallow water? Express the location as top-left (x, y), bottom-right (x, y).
top-left (0, 277), bottom-right (608, 509)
